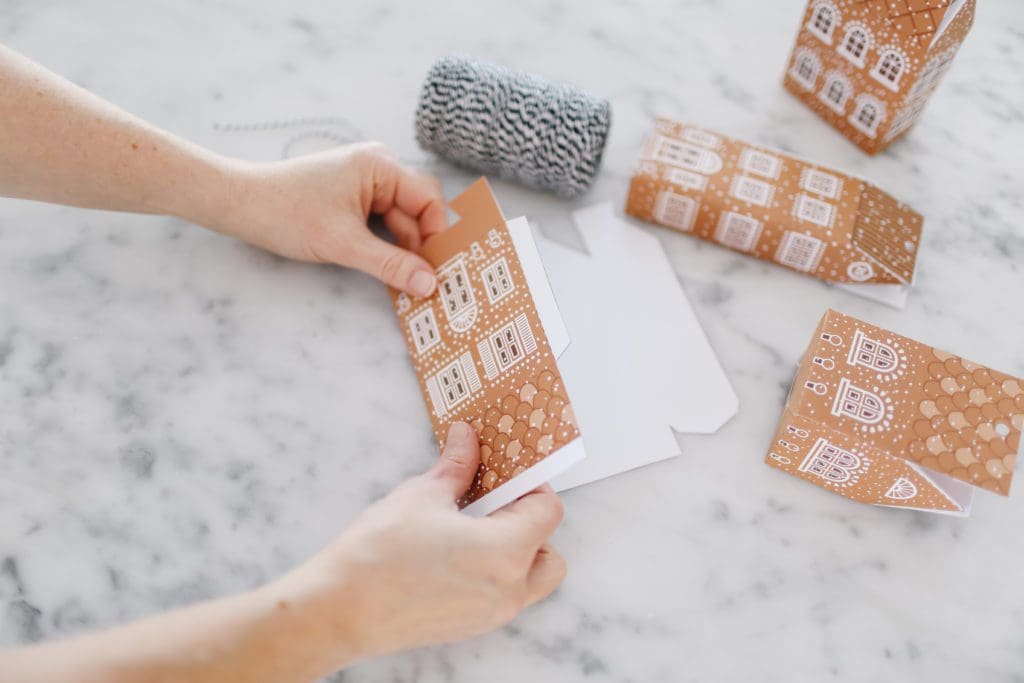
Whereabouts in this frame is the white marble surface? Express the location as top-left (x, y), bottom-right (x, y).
top-left (2, 1), bottom-right (1023, 680)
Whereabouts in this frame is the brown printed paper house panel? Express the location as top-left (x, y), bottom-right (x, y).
top-left (783, 0), bottom-right (976, 154)
top-left (765, 310), bottom-right (1023, 514)
top-left (626, 118), bottom-right (922, 305)
top-left (390, 178), bottom-right (581, 514)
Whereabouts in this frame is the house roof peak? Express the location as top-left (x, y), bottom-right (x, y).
top-left (847, 0), bottom-right (956, 50)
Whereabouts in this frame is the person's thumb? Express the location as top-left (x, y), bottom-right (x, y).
top-left (350, 232), bottom-right (437, 298)
top-left (424, 422), bottom-right (482, 502)
top-left (524, 544), bottom-right (567, 606)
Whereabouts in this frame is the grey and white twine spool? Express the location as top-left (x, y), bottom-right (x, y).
top-left (415, 55), bottom-right (612, 198)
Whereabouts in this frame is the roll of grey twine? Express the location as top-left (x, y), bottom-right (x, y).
top-left (415, 55), bottom-right (612, 198)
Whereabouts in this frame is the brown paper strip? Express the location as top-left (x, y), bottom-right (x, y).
top-left (390, 178), bottom-right (580, 508)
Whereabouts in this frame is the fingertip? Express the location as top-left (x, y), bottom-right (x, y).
top-left (408, 269), bottom-right (437, 298)
top-left (424, 421), bottom-right (481, 501)
top-left (525, 545), bottom-right (567, 606)
top-left (446, 421), bottom-right (475, 449)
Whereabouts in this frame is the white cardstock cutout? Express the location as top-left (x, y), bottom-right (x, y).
top-left (525, 203), bottom-right (739, 491)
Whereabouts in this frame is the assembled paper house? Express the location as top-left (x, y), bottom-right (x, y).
top-left (765, 310), bottom-right (1023, 516)
top-left (783, 0), bottom-right (976, 154)
top-left (626, 118), bottom-right (922, 308)
top-left (390, 178), bottom-right (584, 516)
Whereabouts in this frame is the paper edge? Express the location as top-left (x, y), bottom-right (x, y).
top-left (506, 216), bottom-right (571, 357)
top-left (462, 437), bottom-right (586, 516)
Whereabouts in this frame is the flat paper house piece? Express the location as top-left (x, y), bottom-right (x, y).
top-left (765, 310), bottom-right (1023, 516)
top-left (783, 0), bottom-right (976, 155)
top-left (531, 203), bottom-right (738, 491)
top-left (390, 178), bottom-right (583, 516)
top-left (626, 118), bottom-right (923, 309)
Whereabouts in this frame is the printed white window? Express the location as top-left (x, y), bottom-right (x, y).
top-left (800, 168), bottom-right (842, 199)
top-left (775, 231), bottom-right (825, 273)
top-left (831, 378), bottom-right (886, 425)
top-left (847, 330), bottom-right (898, 373)
top-left (714, 212), bottom-right (763, 252)
top-left (480, 314), bottom-right (538, 378)
top-left (492, 325), bottom-right (523, 371)
top-left (838, 25), bottom-right (871, 67)
top-left (818, 72), bottom-right (851, 113)
top-left (438, 258), bottom-right (477, 333)
top-left (807, 1), bottom-right (838, 44)
top-left (886, 104), bottom-right (924, 141)
top-left (681, 128), bottom-right (720, 149)
top-left (426, 353), bottom-right (481, 417)
top-left (790, 49), bottom-right (821, 90)
top-left (409, 308), bottom-right (440, 355)
top-left (481, 257), bottom-right (514, 304)
top-left (739, 149), bottom-right (782, 179)
top-left (872, 50), bottom-right (905, 90)
top-left (730, 176), bottom-right (774, 207)
top-left (654, 191), bottom-right (698, 231)
top-left (799, 438), bottom-right (863, 483)
top-left (794, 194), bottom-right (835, 228)
top-left (849, 95), bottom-right (885, 138)
top-left (649, 136), bottom-right (723, 174)
top-left (664, 167), bottom-right (708, 191)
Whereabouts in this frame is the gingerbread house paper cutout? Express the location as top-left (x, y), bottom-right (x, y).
top-left (531, 203), bottom-right (738, 491)
top-left (765, 309), bottom-right (1022, 516)
top-left (783, 0), bottom-right (976, 154)
top-left (626, 118), bottom-right (923, 308)
top-left (390, 178), bottom-right (583, 516)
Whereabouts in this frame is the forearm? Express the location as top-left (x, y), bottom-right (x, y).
top-left (0, 43), bottom-right (233, 227)
top-left (0, 574), bottom-right (360, 683)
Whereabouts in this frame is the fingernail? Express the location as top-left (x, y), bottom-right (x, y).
top-left (447, 421), bottom-right (473, 444)
top-left (409, 270), bottom-right (437, 298)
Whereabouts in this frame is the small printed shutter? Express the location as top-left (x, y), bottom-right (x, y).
top-left (461, 351), bottom-right (481, 394)
top-left (478, 339), bottom-right (498, 380)
top-left (425, 376), bottom-right (445, 418)
top-left (516, 314), bottom-right (537, 355)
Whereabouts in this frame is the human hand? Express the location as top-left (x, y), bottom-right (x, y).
top-left (213, 142), bottom-right (447, 297)
top-left (269, 422), bottom-right (567, 669)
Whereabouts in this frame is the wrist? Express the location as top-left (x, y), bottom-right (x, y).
top-left (252, 557), bottom-right (368, 677)
top-left (162, 149), bottom-right (251, 237)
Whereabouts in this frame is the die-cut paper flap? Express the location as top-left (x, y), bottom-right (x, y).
top-left (535, 203), bottom-right (738, 491)
top-left (767, 409), bottom-right (966, 514)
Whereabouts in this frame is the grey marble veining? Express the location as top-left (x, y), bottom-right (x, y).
top-left (2, 1), bottom-right (1023, 681)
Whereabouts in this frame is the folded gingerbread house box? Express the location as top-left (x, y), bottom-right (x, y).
top-left (765, 310), bottom-right (1022, 516)
top-left (626, 118), bottom-right (922, 308)
top-left (783, 0), bottom-right (976, 154)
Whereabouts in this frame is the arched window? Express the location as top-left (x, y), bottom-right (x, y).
top-left (858, 103), bottom-right (878, 128)
top-left (807, 1), bottom-right (839, 44)
top-left (872, 50), bottom-right (905, 90)
top-left (831, 378), bottom-right (886, 426)
top-left (818, 72), bottom-right (851, 113)
top-left (799, 438), bottom-right (863, 484)
top-left (847, 330), bottom-right (899, 373)
top-left (790, 49), bottom-right (822, 90)
top-left (437, 257), bottom-right (478, 333)
top-left (849, 95), bottom-right (886, 138)
top-left (838, 25), bottom-right (871, 67)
